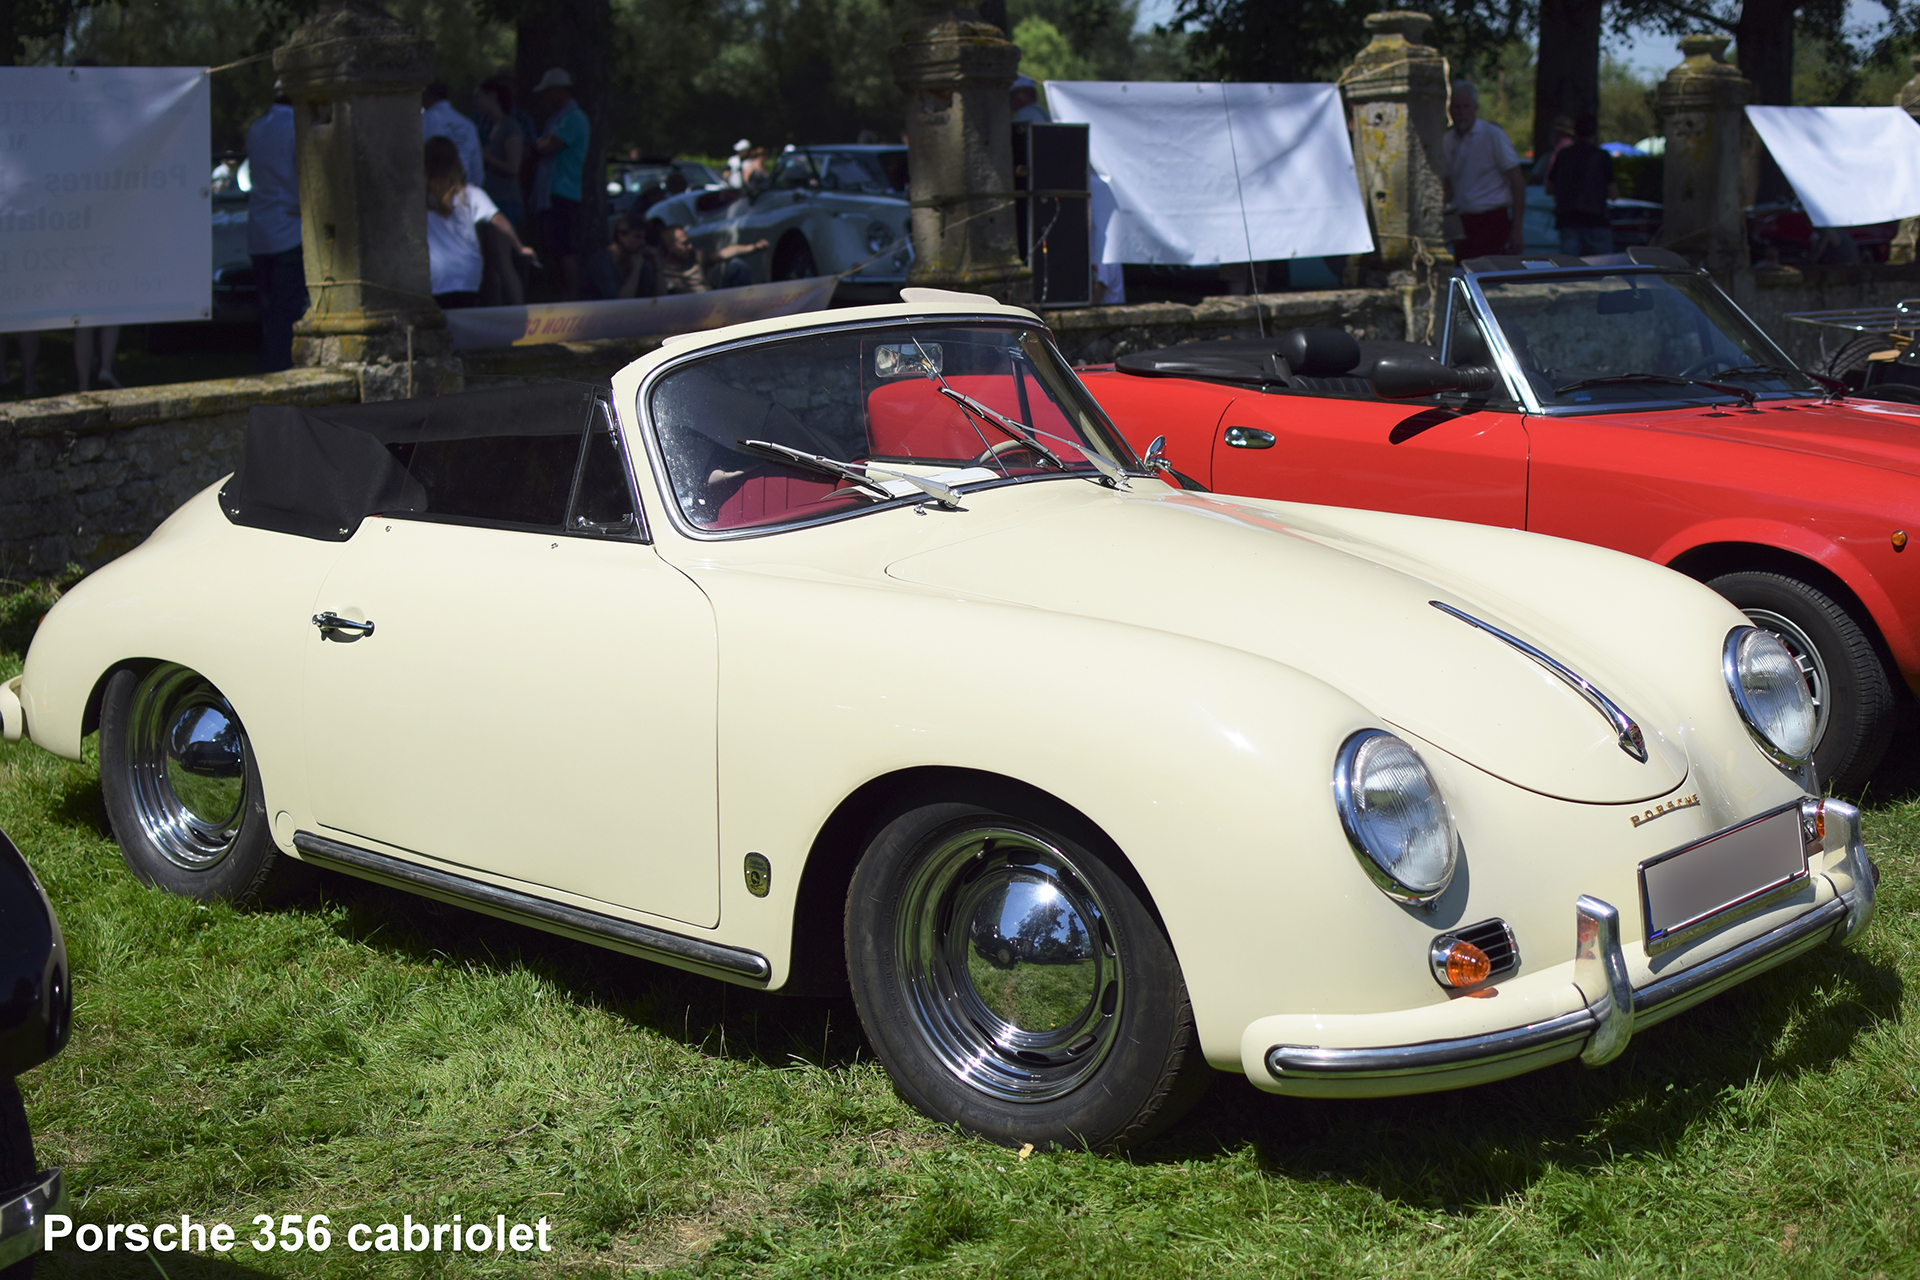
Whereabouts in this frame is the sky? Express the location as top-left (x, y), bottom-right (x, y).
top-left (1130, 0), bottom-right (1900, 82)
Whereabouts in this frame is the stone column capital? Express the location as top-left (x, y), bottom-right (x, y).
top-left (1339, 9), bottom-right (1446, 105)
top-left (1656, 32), bottom-right (1751, 114)
top-left (273, 2), bottom-right (434, 99)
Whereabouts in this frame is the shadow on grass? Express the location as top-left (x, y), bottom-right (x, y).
top-left (1137, 939), bottom-right (1901, 1208)
top-left (41, 1250), bottom-right (279, 1279)
top-left (310, 870), bottom-right (871, 1073)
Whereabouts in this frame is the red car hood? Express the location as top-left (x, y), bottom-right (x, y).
top-left (1583, 397), bottom-right (1920, 477)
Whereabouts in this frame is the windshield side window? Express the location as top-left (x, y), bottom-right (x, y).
top-left (566, 405), bottom-right (646, 540)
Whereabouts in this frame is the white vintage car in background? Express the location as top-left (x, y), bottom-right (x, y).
top-left (647, 144), bottom-right (912, 301)
top-left (0, 293), bottom-right (1876, 1151)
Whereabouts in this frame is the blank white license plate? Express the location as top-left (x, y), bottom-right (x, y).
top-left (1640, 805), bottom-right (1807, 947)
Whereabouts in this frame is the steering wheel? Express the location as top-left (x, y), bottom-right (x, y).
top-left (971, 438), bottom-right (1044, 469)
top-left (1676, 355), bottom-right (1725, 380)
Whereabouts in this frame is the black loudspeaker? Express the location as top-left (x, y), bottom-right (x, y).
top-left (1013, 122), bottom-right (1091, 308)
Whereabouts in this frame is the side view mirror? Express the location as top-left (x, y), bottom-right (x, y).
top-left (1142, 435), bottom-right (1172, 473)
top-left (1370, 356), bottom-right (1503, 401)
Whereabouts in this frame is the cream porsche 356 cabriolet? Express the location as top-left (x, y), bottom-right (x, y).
top-left (0, 292), bottom-right (1877, 1151)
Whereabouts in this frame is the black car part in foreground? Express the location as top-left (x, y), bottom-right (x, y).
top-left (0, 826), bottom-right (71, 1279)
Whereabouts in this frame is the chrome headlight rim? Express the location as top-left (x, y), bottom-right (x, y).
top-left (1332, 728), bottom-right (1459, 908)
top-left (1722, 625), bottom-right (1816, 770)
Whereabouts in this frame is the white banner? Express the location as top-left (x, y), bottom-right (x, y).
top-left (1745, 106), bottom-right (1920, 228)
top-left (1043, 81), bottom-right (1373, 265)
top-left (0, 67), bottom-right (211, 330)
top-left (442, 274), bottom-right (841, 350)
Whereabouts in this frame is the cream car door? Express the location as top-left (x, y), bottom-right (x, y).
top-left (302, 410), bottom-right (721, 927)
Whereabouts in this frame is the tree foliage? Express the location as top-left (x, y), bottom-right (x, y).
top-left (1167, 0), bottom-right (1531, 84)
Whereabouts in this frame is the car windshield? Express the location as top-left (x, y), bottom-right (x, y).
top-left (1475, 270), bottom-right (1819, 409)
top-left (774, 149), bottom-right (907, 195)
top-left (647, 323), bottom-right (1138, 533)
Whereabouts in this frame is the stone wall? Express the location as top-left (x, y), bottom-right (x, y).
top-left (0, 369), bottom-right (357, 579)
top-left (1734, 263), bottom-right (1920, 371)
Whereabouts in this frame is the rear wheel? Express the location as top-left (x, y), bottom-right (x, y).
top-left (1708, 572), bottom-right (1897, 792)
top-left (99, 664), bottom-right (311, 905)
top-left (845, 798), bottom-right (1210, 1151)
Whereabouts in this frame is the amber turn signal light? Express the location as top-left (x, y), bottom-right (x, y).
top-left (1430, 936), bottom-right (1492, 988)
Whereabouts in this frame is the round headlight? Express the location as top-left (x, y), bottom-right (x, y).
top-left (1724, 626), bottom-right (1816, 766)
top-left (1332, 730), bottom-right (1458, 905)
top-left (866, 223), bottom-right (894, 255)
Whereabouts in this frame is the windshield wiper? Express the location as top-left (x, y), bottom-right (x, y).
top-left (1709, 363), bottom-right (1846, 397)
top-left (1552, 372), bottom-right (1755, 408)
top-left (931, 385), bottom-right (1067, 470)
top-left (739, 440), bottom-right (965, 509)
top-left (908, 335), bottom-right (1129, 488)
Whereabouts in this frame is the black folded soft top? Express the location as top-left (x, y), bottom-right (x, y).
top-left (219, 383), bottom-right (604, 541)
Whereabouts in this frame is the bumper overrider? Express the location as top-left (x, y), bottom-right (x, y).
top-left (0, 1167), bottom-right (67, 1270)
top-left (1263, 799), bottom-right (1877, 1089)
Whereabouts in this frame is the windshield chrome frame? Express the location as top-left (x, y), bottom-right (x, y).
top-left (1460, 264), bottom-right (1809, 416)
top-left (628, 314), bottom-right (1139, 542)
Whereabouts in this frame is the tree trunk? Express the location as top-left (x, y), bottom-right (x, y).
top-left (1735, 0), bottom-right (1796, 105)
top-left (1532, 0), bottom-right (1602, 160)
top-left (517, 0), bottom-right (612, 282)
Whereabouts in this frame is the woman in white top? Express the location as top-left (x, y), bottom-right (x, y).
top-left (424, 135), bottom-right (533, 308)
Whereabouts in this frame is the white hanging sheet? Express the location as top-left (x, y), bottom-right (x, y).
top-left (1043, 80), bottom-right (1373, 265)
top-left (1745, 105), bottom-right (1920, 227)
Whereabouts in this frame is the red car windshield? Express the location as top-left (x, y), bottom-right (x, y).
top-left (1475, 271), bottom-right (1820, 410)
top-left (647, 323), bottom-right (1137, 533)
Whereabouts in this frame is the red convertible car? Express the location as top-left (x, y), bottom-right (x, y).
top-left (1084, 247), bottom-right (1919, 792)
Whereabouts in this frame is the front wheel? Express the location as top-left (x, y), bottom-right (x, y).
top-left (1707, 572), bottom-right (1897, 792)
top-left (845, 799), bottom-right (1209, 1151)
top-left (99, 664), bottom-right (311, 905)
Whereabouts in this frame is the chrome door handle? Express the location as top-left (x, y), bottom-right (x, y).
top-left (1223, 426), bottom-right (1276, 449)
top-left (312, 612), bottom-right (374, 637)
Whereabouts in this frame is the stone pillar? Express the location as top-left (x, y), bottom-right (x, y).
top-left (1338, 11), bottom-right (1450, 281)
top-left (890, 2), bottom-right (1031, 302)
top-left (274, 3), bottom-right (461, 400)
top-left (1656, 34), bottom-right (1752, 278)
top-left (1890, 56), bottom-right (1920, 265)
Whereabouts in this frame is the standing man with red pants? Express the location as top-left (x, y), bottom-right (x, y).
top-left (1442, 79), bottom-right (1526, 262)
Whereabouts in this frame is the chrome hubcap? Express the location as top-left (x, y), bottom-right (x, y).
top-left (126, 665), bottom-right (250, 870)
top-left (897, 825), bottom-right (1122, 1103)
top-left (1744, 608), bottom-right (1832, 748)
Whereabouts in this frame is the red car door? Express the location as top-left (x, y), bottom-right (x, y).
top-left (1208, 394), bottom-right (1532, 527)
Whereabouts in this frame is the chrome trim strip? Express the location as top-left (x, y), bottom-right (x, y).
top-left (1631, 896), bottom-right (1844, 1014)
top-left (1264, 892), bottom-right (1848, 1083)
top-left (0, 1168), bottom-right (66, 1269)
top-left (1430, 600), bottom-right (1649, 761)
top-left (1266, 1008), bottom-right (1596, 1080)
top-left (292, 831), bottom-right (771, 985)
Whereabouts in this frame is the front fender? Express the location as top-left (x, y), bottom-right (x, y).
top-left (1649, 515), bottom-right (1916, 673)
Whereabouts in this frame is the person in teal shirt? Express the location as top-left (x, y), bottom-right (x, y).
top-left (532, 67), bottom-right (591, 298)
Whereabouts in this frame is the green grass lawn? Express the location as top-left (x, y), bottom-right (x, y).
top-left (2, 578), bottom-right (1917, 1278)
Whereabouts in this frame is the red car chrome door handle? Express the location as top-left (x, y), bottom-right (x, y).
top-left (1223, 426), bottom-right (1275, 449)
top-left (312, 612), bottom-right (375, 637)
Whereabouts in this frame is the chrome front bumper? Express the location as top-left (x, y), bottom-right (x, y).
top-left (0, 1167), bottom-right (67, 1270)
top-left (1265, 799), bottom-right (1877, 1084)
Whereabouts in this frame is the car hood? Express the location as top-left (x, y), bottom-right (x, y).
top-left (885, 491), bottom-right (1691, 804)
top-left (1591, 397), bottom-right (1920, 478)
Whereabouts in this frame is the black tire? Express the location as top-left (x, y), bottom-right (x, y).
top-left (1, 1077), bottom-right (35, 1280)
top-left (99, 664), bottom-right (312, 905)
top-left (845, 798), bottom-right (1210, 1151)
top-left (773, 234), bottom-right (818, 281)
top-left (1857, 381), bottom-right (1920, 405)
top-left (1708, 571), bottom-right (1897, 792)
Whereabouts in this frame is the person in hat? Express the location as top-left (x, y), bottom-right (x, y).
top-left (532, 67), bottom-right (590, 298)
top-left (1011, 75), bottom-right (1050, 125)
top-left (726, 138), bottom-right (751, 189)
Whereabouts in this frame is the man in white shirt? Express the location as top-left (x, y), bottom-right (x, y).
top-left (1440, 79), bottom-right (1525, 261)
top-left (421, 81), bottom-right (485, 191)
top-left (245, 93), bottom-right (306, 372)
